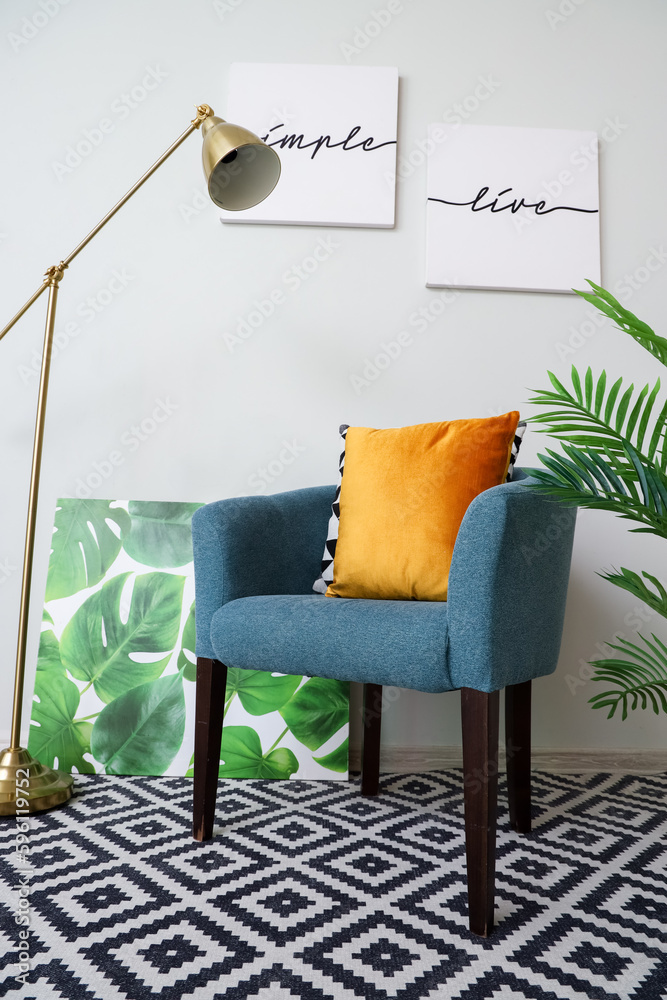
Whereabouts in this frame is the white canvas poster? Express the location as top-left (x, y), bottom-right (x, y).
top-left (224, 63), bottom-right (398, 228)
top-left (426, 124), bottom-right (601, 293)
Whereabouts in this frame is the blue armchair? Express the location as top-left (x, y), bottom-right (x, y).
top-left (191, 469), bottom-right (576, 937)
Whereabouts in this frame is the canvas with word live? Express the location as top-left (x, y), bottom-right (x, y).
top-left (426, 124), bottom-right (601, 293)
top-left (28, 499), bottom-right (349, 779)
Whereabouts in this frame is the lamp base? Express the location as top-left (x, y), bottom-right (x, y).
top-left (0, 746), bottom-right (74, 815)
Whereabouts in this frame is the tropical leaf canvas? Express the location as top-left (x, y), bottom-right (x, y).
top-left (28, 499), bottom-right (349, 778)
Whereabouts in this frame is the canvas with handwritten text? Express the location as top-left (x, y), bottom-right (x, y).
top-left (426, 124), bottom-right (600, 293)
top-left (224, 63), bottom-right (398, 228)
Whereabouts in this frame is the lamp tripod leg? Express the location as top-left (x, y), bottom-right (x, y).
top-left (0, 271), bottom-right (73, 815)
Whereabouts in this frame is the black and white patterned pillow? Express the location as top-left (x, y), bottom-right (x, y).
top-left (508, 420), bottom-right (526, 479)
top-left (312, 425), bottom-right (349, 595)
top-left (312, 420), bottom-right (526, 595)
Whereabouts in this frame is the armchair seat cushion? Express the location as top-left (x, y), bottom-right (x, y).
top-left (210, 594), bottom-right (453, 692)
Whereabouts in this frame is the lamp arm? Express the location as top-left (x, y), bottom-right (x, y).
top-left (0, 283), bottom-right (49, 344)
top-left (0, 104), bottom-right (214, 344)
top-left (62, 118), bottom-right (201, 269)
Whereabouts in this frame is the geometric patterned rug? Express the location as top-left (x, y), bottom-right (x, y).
top-left (0, 771), bottom-right (666, 999)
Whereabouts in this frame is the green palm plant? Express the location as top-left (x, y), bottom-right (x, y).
top-left (528, 280), bottom-right (667, 720)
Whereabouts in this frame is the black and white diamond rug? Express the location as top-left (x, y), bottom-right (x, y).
top-left (1, 771), bottom-right (666, 998)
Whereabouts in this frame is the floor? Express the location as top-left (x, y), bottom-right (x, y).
top-left (0, 770), bottom-right (666, 999)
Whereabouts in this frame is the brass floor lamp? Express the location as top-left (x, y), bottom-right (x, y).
top-left (0, 104), bottom-right (280, 815)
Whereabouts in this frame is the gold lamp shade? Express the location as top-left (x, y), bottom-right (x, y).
top-left (201, 115), bottom-right (281, 211)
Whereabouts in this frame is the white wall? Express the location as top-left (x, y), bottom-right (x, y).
top-left (1, 0), bottom-right (666, 754)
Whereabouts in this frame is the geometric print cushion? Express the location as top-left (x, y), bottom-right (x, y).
top-left (312, 425), bottom-right (349, 594)
top-left (508, 419), bottom-right (527, 479)
top-left (312, 419), bottom-right (526, 596)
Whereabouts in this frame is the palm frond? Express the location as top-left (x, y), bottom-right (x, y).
top-left (531, 445), bottom-right (667, 539)
top-left (588, 632), bottom-right (667, 719)
top-left (576, 279), bottom-right (667, 368)
top-left (599, 567), bottom-right (667, 620)
top-left (528, 367), bottom-right (667, 472)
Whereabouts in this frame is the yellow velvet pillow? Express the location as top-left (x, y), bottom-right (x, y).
top-left (326, 412), bottom-right (519, 601)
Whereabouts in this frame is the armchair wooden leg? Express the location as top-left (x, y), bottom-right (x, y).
top-left (361, 683), bottom-right (382, 796)
top-left (461, 687), bottom-right (499, 937)
top-left (505, 679), bottom-right (532, 833)
top-left (192, 657), bottom-right (227, 842)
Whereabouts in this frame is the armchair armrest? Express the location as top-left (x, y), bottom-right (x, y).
top-left (192, 485), bottom-right (335, 658)
top-left (447, 469), bottom-right (577, 692)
